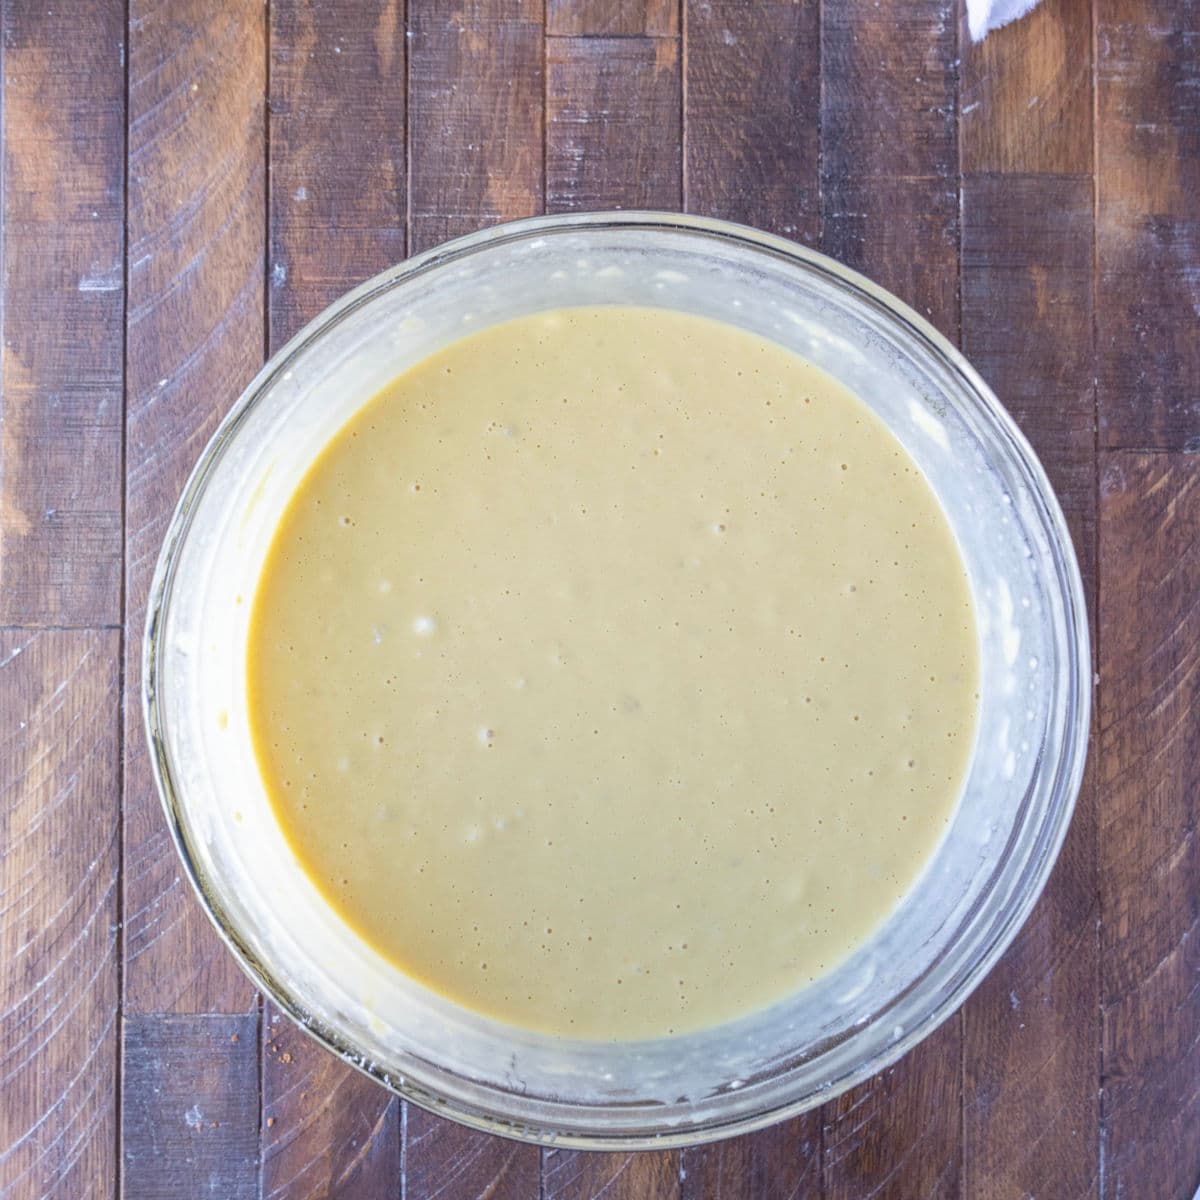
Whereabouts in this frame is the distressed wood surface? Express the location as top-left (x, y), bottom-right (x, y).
top-left (683, 0), bottom-right (820, 244)
top-left (405, 1106), bottom-right (541, 1200)
top-left (122, 1014), bottom-right (261, 1199)
top-left (0, 1), bottom-right (124, 626)
top-left (679, 4), bottom-right (825, 1193)
top-left (818, 4), bottom-right (963, 1197)
top-left (959, 175), bottom-right (1100, 1200)
top-left (267, 0), bottom-right (406, 346)
top-left (0, 630), bottom-right (120, 1200)
top-left (1096, 0), bottom-right (1200, 450)
top-left (958, 8), bottom-right (1101, 1196)
top-left (681, 1119), bottom-right (822, 1200)
top-left (548, 0), bottom-right (677, 37)
top-left (407, 0), bottom-right (544, 252)
top-left (2, 0), bottom-right (1198, 1195)
top-left (1098, 459), bottom-right (1200, 1200)
top-left (544, 1146), bottom-right (682, 1200)
top-left (1095, 4), bottom-right (1200, 1197)
top-left (821, 0), bottom-right (960, 333)
top-left (546, 35), bottom-right (682, 212)
top-left (261, 1009), bottom-right (401, 1200)
top-left (122, 0), bottom-right (266, 1016)
top-left (540, 17), bottom-right (682, 1193)
top-left (960, 0), bottom-right (1094, 175)
top-left (259, 6), bottom-right (408, 1195)
top-left (401, 1), bottom-right (550, 1188)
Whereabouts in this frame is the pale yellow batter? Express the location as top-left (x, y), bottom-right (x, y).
top-left (248, 307), bottom-right (978, 1039)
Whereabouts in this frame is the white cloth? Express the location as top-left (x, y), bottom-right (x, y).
top-left (966, 0), bottom-right (1042, 40)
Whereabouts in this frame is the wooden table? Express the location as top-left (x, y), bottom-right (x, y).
top-left (3, 0), bottom-right (1197, 1196)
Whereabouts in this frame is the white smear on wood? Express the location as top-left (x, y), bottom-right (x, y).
top-left (78, 266), bottom-right (121, 293)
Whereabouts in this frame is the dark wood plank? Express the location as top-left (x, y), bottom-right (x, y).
top-left (0, 630), bottom-right (120, 1200)
top-left (820, 0), bottom-right (959, 333)
top-left (123, 0), bottom-right (266, 1015)
top-left (960, 0), bottom-right (1093, 174)
top-left (681, 1118), bottom-right (821, 1200)
top-left (1098, 452), bottom-right (1200, 1200)
top-left (261, 1012), bottom-right (399, 1200)
top-left (544, 1146), bottom-right (680, 1200)
top-left (679, 3), bottom-right (823, 1185)
top-left (548, 0), bottom-right (677, 37)
top-left (404, 1106), bottom-right (539, 1200)
top-left (541, 18), bottom-right (683, 1191)
top-left (546, 36), bottom-right (682, 212)
top-left (959, 173), bottom-right (1099, 1200)
top-left (0, 0), bottom-right (124, 625)
top-left (818, 3), bottom-right (961, 1193)
top-left (268, 0), bottom-right (406, 345)
top-left (122, 1014), bottom-right (260, 1200)
top-left (821, 1021), bottom-right (959, 1200)
top-left (683, 0), bottom-right (820, 243)
top-left (1096, 0), bottom-right (1200, 449)
top-left (407, 0), bottom-right (544, 253)
top-left (261, 7), bottom-right (406, 1192)
top-left (403, 1), bottom-right (547, 1187)
top-left (821, 0), bottom-right (958, 181)
top-left (960, 176), bottom-right (1097, 593)
top-left (821, 176), bottom-right (959, 330)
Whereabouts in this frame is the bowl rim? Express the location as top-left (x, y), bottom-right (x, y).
top-left (143, 209), bottom-right (1091, 1150)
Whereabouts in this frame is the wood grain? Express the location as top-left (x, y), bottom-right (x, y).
top-left (960, 0), bottom-right (1093, 174)
top-left (681, 1118), bottom-right (821, 1200)
top-left (818, 4), bottom-right (961, 1193)
top-left (960, 6), bottom-right (1102, 1196)
top-left (0, 630), bottom-right (120, 1200)
top-left (121, 1014), bottom-right (260, 1200)
top-left (268, 0), bottom-right (406, 346)
top-left (683, 0), bottom-right (820, 243)
top-left (821, 176), bottom-right (960, 330)
top-left (821, 1020), bottom-right (960, 1200)
top-left (959, 173), bottom-right (1100, 1200)
top-left (0, 0), bottom-right (124, 625)
top-left (404, 1105), bottom-right (539, 1200)
top-left (407, 0), bottom-right (544, 253)
top-left (261, 1011), bottom-right (400, 1200)
top-left (122, 0), bottom-right (266, 1015)
top-left (2, 0), bottom-right (1197, 1192)
top-left (1096, 0), bottom-right (1200, 449)
top-left (1099, 452), bottom-right (1200, 1200)
top-left (261, 6), bottom-right (407, 1193)
top-left (960, 172), bottom-right (1097, 613)
top-left (544, 1146), bottom-right (680, 1200)
top-left (548, 0), bottom-right (677, 37)
top-left (546, 36), bottom-right (682, 212)
top-left (821, 0), bottom-right (958, 180)
top-left (820, 0), bottom-right (959, 333)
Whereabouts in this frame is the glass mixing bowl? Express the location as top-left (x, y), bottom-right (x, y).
top-left (144, 212), bottom-right (1090, 1149)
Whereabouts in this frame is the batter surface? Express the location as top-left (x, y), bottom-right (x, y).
top-left (248, 307), bottom-right (978, 1039)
